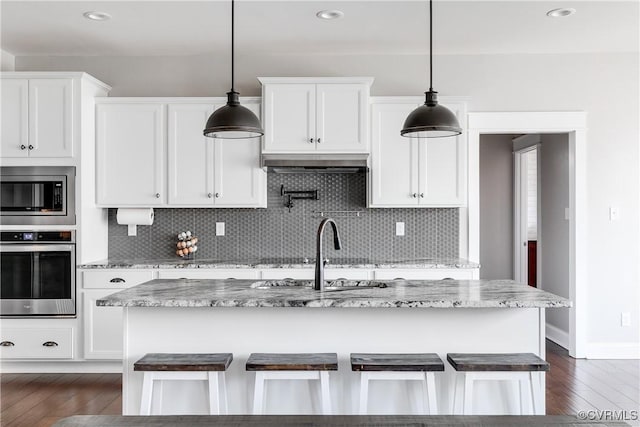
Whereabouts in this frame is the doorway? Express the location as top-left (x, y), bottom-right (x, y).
top-left (514, 141), bottom-right (539, 287)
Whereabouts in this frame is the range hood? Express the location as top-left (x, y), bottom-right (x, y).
top-left (262, 153), bottom-right (368, 174)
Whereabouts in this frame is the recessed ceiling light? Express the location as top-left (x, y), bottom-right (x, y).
top-left (316, 10), bottom-right (344, 20)
top-left (546, 8), bottom-right (576, 18)
top-left (83, 11), bottom-right (112, 21)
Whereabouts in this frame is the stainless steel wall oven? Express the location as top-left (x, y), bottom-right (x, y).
top-left (0, 166), bottom-right (76, 225)
top-left (0, 231), bottom-right (76, 317)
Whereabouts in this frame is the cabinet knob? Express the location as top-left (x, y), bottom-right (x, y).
top-left (155, 193), bottom-right (161, 198)
top-left (309, 138), bottom-right (314, 144)
top-left (20, 145), bottom-right (26, 150)
top-left (0, 341), bottom-right (15, 347)
top-left (109, 277), bottom-right (125, 283)
top-left (412, 193), bottom-right (418, 198)
top-left (207, 193), bottom-right (213, 199)
top-left (420, 193), bottom-right (425, 198)
top-left (42, 341), bottom-right (59, 347)
top-left (317, 138), bottom-right (322, 143)
top-left (215, 193), bottom-right (220, 198)
top-left (28, 145), bottom-right (34, 150)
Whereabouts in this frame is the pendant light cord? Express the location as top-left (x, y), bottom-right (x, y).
top-left (231, 0), bottom-right (235, 92)
top-left (429, 0), bottom-right (433, 92)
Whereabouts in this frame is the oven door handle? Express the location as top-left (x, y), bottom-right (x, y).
top-left (0, 244), bottom-right (74, 253)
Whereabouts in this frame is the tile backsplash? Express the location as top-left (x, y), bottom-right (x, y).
top-left (108, 173), bottom-right (459, 260)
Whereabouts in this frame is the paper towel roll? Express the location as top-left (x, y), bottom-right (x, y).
top-left (116, 208), bottom-right (154, 236)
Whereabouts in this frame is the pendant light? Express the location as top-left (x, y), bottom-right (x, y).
top-left (401, 0), bottom-right (461, 138)
top-left (203, 0), bottom-right (263, 139)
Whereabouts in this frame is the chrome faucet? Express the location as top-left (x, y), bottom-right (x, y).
top-left (315, 218), bottom-right (342, 291)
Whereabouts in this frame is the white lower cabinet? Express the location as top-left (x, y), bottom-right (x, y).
top-left (0, 328), bottom-right (74, 360)
top-left (81, 269), bottom-right (154, 360)
top-left (157, 269), bottom-right (259, 280)
top-left (259, 268), bottom-right (372, 280)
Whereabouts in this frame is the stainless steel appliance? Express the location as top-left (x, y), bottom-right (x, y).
top-left (0, 166), bottom-right (76, 225)
top-left (0, 231), bottom-right (76, 317)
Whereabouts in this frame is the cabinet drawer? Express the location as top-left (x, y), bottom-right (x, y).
top-left (260, 268), bottom-right (372, 280)
top-left (0, 328), bottom-right (73, 359)
top-left (374, 269), bottom-right (476, 281)
top-left (157, 269), bottom-right (260, 280)
top-left (82, 270), bottom-right (154, 289)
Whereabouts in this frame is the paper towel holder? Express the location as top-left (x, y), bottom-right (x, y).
top-left (116, 208), bottom-right (155, 236)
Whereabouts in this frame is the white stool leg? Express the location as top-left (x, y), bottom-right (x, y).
top-left (530, 372), bottom-right (543, 415)
top-left (152, 379), bottom-right (163, 415)
top-left (358, 372), bottom-right (369, 415)
top-left (319, 371), bottom-right (332, 415)
top-left (139, 372), bottom-right (154, 415)
top-left (219, 372), bottom-right (228, 415)
top-left (452, 373), bottom-right (463, 415)
top-left (463, 373), bottom-right (474, 415)
top-left (308, 375), bottom-right (319, 414)
top-left (207, 372), bottom-right (220, 415)
top-left (425, 372), bottom-right (438, 415)
top-left (519, 377), bottom-right (531, 415)
top-left (252, 372), bottom-right (265, 415)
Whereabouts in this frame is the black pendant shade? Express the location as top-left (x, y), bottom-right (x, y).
top-left (401, 0), bottom-right (461, 138)
top-left (401, 90), bottom-right (462, 138)
top-left (203, 0), bottom-right (263, 139)
top-left (203, 91), bottom-right (263, 139)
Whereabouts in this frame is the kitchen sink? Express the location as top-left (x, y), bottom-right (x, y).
top-left (250, 279), bottom-right (388, 291)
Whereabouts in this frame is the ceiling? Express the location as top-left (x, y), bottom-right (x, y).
top-left (1, 1), bottom-right (638, 57)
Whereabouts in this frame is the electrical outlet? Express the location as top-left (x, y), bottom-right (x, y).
top-left (395, 222), bottom-right (405, 236)
top-left (610, 207), bottom-right (620, 221)
top-left (564, 208), bottom-right (570, 221)
top-left (621, 312), bottom-right (631, 327)
top-left (216, 222), bottom-right (225, 236)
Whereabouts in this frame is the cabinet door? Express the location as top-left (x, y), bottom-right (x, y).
top-left (214, 102), bottom-right (266, 207)
top-left (370, 103), bottom-right (420, 206)
top-left (418, 102), bottom-right (466, 206)
top-left (28, 78), bottom-right (74, 157)
top-left (0, 79), bottom-right (29, 157)
top-left (168, 104), bottom-right (216, 205)
top-left (96, 103), bottom-right (166, 206)
top-left (263, 84), bottom-right (316, 152)
top-left (82, 289), bottom-right (125, 359)
top-left (316, 84), bottom-right (368, 152)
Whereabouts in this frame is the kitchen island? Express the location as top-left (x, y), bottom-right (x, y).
top-left (98, 279), bottom-right (570, 416)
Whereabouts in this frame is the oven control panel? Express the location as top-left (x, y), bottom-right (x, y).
top-left (0, 231), bottom-right (74, 243)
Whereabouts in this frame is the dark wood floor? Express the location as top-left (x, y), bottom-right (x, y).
top-left (1, 341), bottom-right (638, 427)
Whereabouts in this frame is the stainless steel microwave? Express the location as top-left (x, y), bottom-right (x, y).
top-left (0, 166), bottom-right (76, 225)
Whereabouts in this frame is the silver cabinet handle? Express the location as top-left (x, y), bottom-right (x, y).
top-left (42, 341), bottom-right (59, 347)
top-left (215, 193), bottom-right (220, 198)
top-left (155, 193), bottom-right (161, 198)
top-left (420, 193), bottom-right (425, 198)
top-left (412, 193), bottom-right (418, 198)
top-left (109, 277), bottom-right (125, 283)
top-left (207, 193), bottom-right (213, 198)
top-left (0, 341), bottom-right (15, 347)
top-left (309, 138), bottom-right (314, 143)
top-left (317, 138), bottom-right (321, 143)
top-left (20, 145), bottom-right (26, 150)
top-left (28, 145), bottom-right (34, 150)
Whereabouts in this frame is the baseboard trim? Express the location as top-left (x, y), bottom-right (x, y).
top-left (0, 361), bottom-right (122, 373)
top-left (586, 342), bottom-right (640, 359)
top-left (546, 323), bottom-right (570, 349)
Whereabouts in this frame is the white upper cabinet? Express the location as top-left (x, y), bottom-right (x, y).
top-left (0, 78), bottom-right (74, 158)
top-left (370, 98), bottom-right (467, 207)
top-left (260, 77), bottom-right (373, 153)
top-left (167, 102), bottom-right (265, 207)
top-left (96, 103), bottom-right (166, 206)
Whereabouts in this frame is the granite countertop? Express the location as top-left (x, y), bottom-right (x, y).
top-left (78, 257), bottom-right (480, 270)
top-left (96, 278), bottom-right (571, 309)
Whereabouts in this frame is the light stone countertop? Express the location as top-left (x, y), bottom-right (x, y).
top-left (96, 278), bottom-right (571, 309)
top-left (78, 257), bottom-right (480, 270)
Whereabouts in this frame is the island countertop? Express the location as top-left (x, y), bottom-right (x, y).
top-left (96, 278), bottom-right (571, 309)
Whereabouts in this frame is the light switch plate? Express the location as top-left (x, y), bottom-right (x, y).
top-left (621, 312), bottom-right (631, 327)
top-left (395, 222), bottom-right (405, 236)
top-left (216, 222), bottom-right (225, 236)
top-left (609, 207), bottom-right (620, 221)
top-left (564, 208), bottom-right (570, 221)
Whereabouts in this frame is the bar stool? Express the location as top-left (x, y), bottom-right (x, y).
top-left (134, 353), bottom-right (232, 415)
top-left (447, 352), bottom-right (549, 415)
top-left (351, 353), bottom-right (443, 415)
top-left (246, 352), bottom-right (337, 415)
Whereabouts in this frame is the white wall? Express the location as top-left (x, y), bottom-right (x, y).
top-left (15, 51), bottom-right (640, 351)
top-left (540, 134), bottom-right (570, 336)
top-left (1, 49), bottom-right (15, 71)
top-left (479, 134), bottom-right (514, 280)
